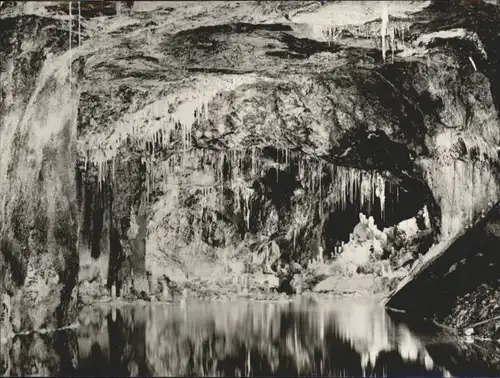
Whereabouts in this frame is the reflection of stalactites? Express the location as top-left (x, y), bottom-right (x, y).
top-left (294, 325), bottom-right (301, 376)
top-left (319, 309), bottom-right (325, 342)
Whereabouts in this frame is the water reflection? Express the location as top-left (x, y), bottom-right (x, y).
top-left (2, 298), bottom-right (500, 377)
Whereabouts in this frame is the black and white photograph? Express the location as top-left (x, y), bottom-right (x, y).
top-left (1, 0), bottom-right (500, 376)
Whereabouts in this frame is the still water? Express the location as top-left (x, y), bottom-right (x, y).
top-left (2, 297), bottom-right (500, 377)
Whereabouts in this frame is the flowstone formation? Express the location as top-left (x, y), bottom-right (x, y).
top-left (1, 0), bottom-right (500, 337)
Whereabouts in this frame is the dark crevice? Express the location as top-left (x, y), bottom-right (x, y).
top-left (108, 224), bottom-right (124, 295)
top-left (277, 33), bottom-right (343, 58)
top-left (0, 237), bottom-right (26, 288)
top-left (54, 216), bottom-right (79, 327)
top-left (173, 23), bottom-right (293, 39)
top-left (81, 176), bottom-right (93, 248)
top-left (259, 168), bottom-right (299, 211)
top-left (91, 188), bottom-right (105, 260)
top-left (186, 67), bottom-right (255, 75)
top-left (333, 129), bottom-right (417, 172)
top-left (107, 176), bottom-right (121, 294)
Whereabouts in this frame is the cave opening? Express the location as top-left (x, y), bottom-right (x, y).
top-left (260, 167), bottom-right (299, 210)
top-left (323, 178), bottom-right (429, 252)
top-left (243, 166), bottom-right (300, 237)
top-left (80, 176), bottom-right (111, 260)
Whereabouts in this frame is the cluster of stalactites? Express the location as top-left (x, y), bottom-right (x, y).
top-left (150, 148), bottom-right (266, 217)
top-left (84, 74), bottom-right (263, 183)
top-left (317, 14), bottom-right (410, 64)
top-left (84, 144), bottom-right (399, 232)
top-left (141, 147), bottom-right (292, 230)
top-left (380, 18), bottom-right (412, 64)
top-left (326, 166), bottom-right (389, 217)
top-left (292, 152), bottom-right (396, 219)
top-left (192, 149), bottom-right (397, 222)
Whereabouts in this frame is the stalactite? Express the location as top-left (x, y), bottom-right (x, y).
top-left (375, 174), bottom-right (386, 220)
top-left (390, 27), bottom-right (395, 63)
top-left (244, 190), bottom-right (251, 230)
top-left (68, 0), bottom-right (72, 87)
top-left (78, 1), bottom-right (81, 49)
top-left (324, 164), bottom-right (395, 215)
top-left (381, 1), bottom-right (389, 63)
top-left (97, 160), bottom-right (102, 192)
top-left (251, 147), bottom-right (256, 176)
top-left (318, 160), bottom-right (323, 198)
top-left (201, 187), bottom-right (206, 219)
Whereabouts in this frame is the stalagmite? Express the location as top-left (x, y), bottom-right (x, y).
top-left (162, 283), bottom-right (169, 301)
top-left (317, 246), bottom-right (324, 263)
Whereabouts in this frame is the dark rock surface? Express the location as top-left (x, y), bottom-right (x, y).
top-left (387, 202), bottom-right (500, 339)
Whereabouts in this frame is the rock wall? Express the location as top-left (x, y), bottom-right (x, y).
top-left (0, 16), bottom-right (81, 335)
top-left (386, 201), bottom-right (500, 339)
